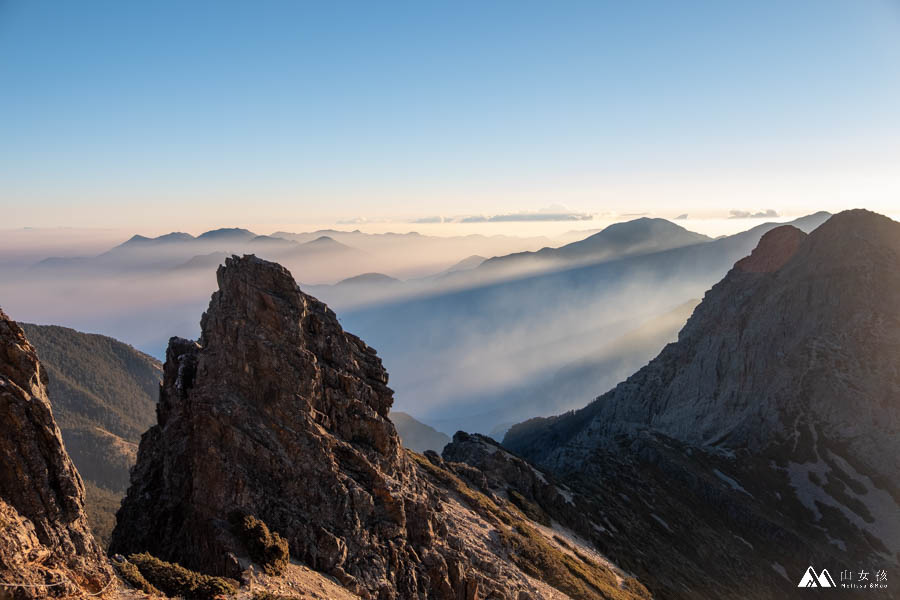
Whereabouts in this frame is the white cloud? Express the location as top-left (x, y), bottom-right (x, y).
top-left (729, 209), bottom-right (780, 219)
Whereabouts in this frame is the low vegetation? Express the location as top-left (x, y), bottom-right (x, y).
top-left (128, 552), bottom-right (238, 600)
top-left (230, 513), bottom-right (290, 575)
top-left (251, 593), bottom-right (301, 600)
top-left (112, 557), bottom-right (162, 596)
top-left (508, 489), bottom-right (551, 527)
top-left (498, 523), bottom-right (649, 600)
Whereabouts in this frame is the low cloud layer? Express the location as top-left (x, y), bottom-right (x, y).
top-left (411, 205), bottom-right (594, 224)
top-left (462, 213), bottom-right (593, 223)
top-left (729, 209), bottom-right (780, 219)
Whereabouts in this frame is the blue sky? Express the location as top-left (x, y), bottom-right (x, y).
top-left (2, 0), bottom-right (899, 232)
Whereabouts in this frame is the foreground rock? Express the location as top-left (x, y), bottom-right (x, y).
top-left (504, 210), bottom-right (900, 599)
top-left (111, 255), bottom-right (651, 600)
top-left (0, 310), bottom-right (112, 599)
top-left (18, 323), bottom-right (162, 548)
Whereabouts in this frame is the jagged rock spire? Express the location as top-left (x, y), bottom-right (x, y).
top-left (111, 255), bottom-right (632, 599)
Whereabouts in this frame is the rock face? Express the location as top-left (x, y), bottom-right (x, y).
top-left (17, 323), bottom-right (162, 548)
top-left (442, 432), bottom-right (583, 528)
top-left (0, 310), bottom-right (112, 598)
top-left (111, 255), bottom-right (649, 600)
top-left (504, 210), bottom-right (900, 599)
top-left (511, 211), bottom-right (900, 471)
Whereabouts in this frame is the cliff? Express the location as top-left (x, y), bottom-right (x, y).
top-left (0, 310), bottom-right (112, 599)
top-left (111, 255), bottom-right (650, 600)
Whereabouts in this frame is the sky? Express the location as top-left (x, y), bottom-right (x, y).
top-left (2, 0), bottom-right (900, 234)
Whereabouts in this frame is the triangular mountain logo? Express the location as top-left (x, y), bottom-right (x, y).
top-left (798, 566), bottom-right (835, 588)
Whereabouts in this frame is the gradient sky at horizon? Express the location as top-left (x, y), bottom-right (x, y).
top-left (2, 0), bottom-right (899, 233)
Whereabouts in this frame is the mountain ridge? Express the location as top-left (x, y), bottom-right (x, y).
top-left (498, 209), bottom-right (900, 598)
top-left (477, 217), bottom-right (712, 274)
top-left (506, 210), bottom-right (900, 463)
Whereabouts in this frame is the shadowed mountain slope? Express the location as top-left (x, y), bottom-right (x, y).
top-left (501, 210), bottom-right (900, 599)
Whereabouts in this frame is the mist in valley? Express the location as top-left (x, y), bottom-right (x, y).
top-left (0, 227), bottom-right (550, 354)
top-left (0, 212), bottom-right (831, 437)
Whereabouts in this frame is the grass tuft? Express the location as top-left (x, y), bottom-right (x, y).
top-left (508, 489), bottom-right (551, 527)
top-left (128, 552), bottom-right (238, 600)
top-left (113, 558), bottom-right (162, 596)
top-left (251, 593), bottom-right (301, 600)
top-left (229, 512), bottom-right (290, 576)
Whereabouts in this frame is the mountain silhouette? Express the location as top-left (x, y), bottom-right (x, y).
top-left (479, 217), bottom-right (712, 274)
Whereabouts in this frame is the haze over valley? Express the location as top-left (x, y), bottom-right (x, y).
top-left (0, 211), bottom-right (835, 437)
top-left (0, 213), bottom-right (806, 434)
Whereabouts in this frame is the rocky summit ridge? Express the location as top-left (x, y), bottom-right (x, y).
top-left (0, 309), bottom-right (112, 598)
top-left (111, 254), bottom-right (650, 600)
top-left (503, 210), bottom-right (900, 599)
top-left (509, 210), bottom-right (900, 473)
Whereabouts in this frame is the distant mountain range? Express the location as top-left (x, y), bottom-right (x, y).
top-left (28, 217), bottom-right (718, 289)
top-left (336, 272), bottom-right (401, 287)
top-left (170, 235), bottom-right (361, 273)
top-left (478, 217), bottom-right (712, 276)
top-left (23, 227), bottom-right (555, 290)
